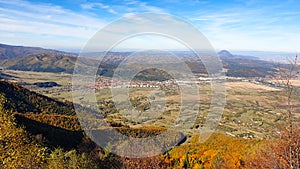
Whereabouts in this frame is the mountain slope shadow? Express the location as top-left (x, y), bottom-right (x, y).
top-left (15, 114), bottom-right (84, 150)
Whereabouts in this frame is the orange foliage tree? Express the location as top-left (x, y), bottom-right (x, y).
top-left (248, 55), bottom-right (300, 168)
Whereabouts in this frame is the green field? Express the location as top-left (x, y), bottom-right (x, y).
top-left (1, 70), bottom-right (299, 139)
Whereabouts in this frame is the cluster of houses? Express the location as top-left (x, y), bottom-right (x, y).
top-left (81, 75), bottom-right (285, 91)
top-left (86, 79), bottom-right (161, 89)
top-left (84, 78), bottom-right (189, 90)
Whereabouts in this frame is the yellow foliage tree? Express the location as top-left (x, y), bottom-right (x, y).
top-left (0, 94), bottom-right (46, 168)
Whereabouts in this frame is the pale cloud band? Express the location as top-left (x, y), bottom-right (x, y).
top-left (0, 0), bottom-right (299, 52)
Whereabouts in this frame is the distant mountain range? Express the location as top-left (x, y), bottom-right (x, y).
top-left (217, 50), bottom-right (278, 77)
top-left (0, 43), bottom-right (77, 60)
top-left (218, 50), bottom-right (259, 60)
top-left (0, 50), bottom-right (98, 74)
top-left (0, 43), bottom-right (282, 78)
top-left (1, 53), bottom-right (78, 73)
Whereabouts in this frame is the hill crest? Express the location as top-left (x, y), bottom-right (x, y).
top-left (0, 43), bottom-right (77, 60)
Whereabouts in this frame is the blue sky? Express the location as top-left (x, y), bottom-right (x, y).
top-left (0, 0), bottom-right (300, 52)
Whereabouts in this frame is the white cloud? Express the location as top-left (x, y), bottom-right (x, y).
top-left (139, 2), bottom-right (165, 13)
top-left (80, 2), bottom-right (117, 14)
top-left (124, 0), bottom-right (139, 5)
top-left (108, 9), bottom-right (118, 14)
top-left (0, 0), bottom-right (166, 50)
top-left (0, 0), bottom-right (107, 49)
top-left (114, 0), bottom-right (166, 15)
top-left (1, 0), bottom-right (299, 52)
top-left (189, 5), bottom-right (300, 52)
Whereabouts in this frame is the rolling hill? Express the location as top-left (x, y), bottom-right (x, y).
top-left (0, 53), bottom-right (99, 74)
top-left (218, 50), bottom-right (278, 77)
top-left (0, 43), bottom-right (77, 60)
top-left (0, 53), bottom-right (78, 73)
top-left (218, 50), bottom-right (260, 60)
top-left (0, 44), bottom-right (281, 78)
top-left (0, 80), bottom-right (76, 115)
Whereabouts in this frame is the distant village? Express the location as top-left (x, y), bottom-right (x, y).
top-left (80, 75), bottom-right (285, 91)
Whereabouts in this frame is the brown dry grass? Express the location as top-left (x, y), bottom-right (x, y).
top-left (226, 82), bottom-right (280, 91)
top-left (270, 79), bottom-right (300, 87)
